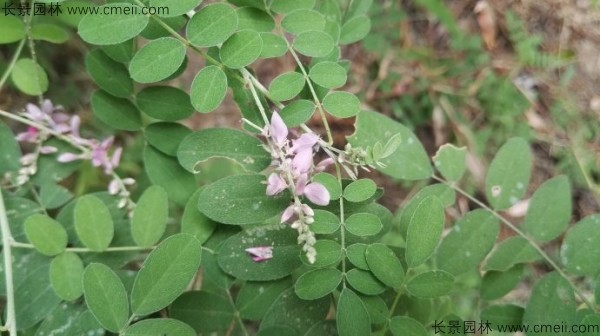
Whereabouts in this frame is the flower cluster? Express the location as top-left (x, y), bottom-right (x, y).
top-left (12, 100), bottom-right (134, 212)
top-left (262, 112), bottom-right (332, 264)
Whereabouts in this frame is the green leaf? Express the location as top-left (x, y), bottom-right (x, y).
top-left (432, 144), bottom-right (467, 182)
top-left (343, 178), bottom-right (376, 202)
top-left (141, 15), bottom-right (187, 40)
top-left (337, 288), bottom-right (371, 336)
top-left (220, 29), bottom-right (263, 69)
top-left (182, 189), bottom-right (217, 243)
top-left (280, 99), bottom-right (315, 126)
top-left (308, 61), bottom-right (347, 88)
top-left (261, 288), bottom-right (329, 333)
top-left (144, 122), bottom-right (191, 156)
top-left (149, 0), bottom-right (201, 17)
top-left (170, 291), bottom-right (233, 333)
top-left (300, 239), bottom-right (342, 267)
top-left (24, 214), bottom-right (68, 256)
top-left (322, 91), bottom-right (360, 118)
top-left (49, 252), bottom-right (84, 301)
top-left (144, 146), bottom-right (196, 206)
top-left (218, 229), bottom-right (302, 281)
top-left (129, 37), bottom-right (186, 83)
top-left (131, 234), bottom-right (202, 315)
top-left (78, 4), bottom-right (149, 45)
top-left (345, 269), bottom-right (386, 295)
top-left (237, 7), bottom-right (275, 32)
top-left (91, 90), bottom-right (142, 131)
top-left (436, 210), bottom-right (499, 276)
top-left (31, 23), bottom-right (69, 44)
top-left (523, 175), bottom-right (572, 242)
top-left (406, 270), bottom-right (454, 298)
top-left (480, 304), bottom-right (524, 331)
top-left (123, 318), bottom-right (196, 336)
top-left (39, 183), bottom-right (73, 209)
top-left (74, 195), bottom-right (114, 252)
top-left (136, 86), bottom-right (194, 121)
top-left (131, 186), bottom-right (168, 247)
top-left (345, 213), bottom-right (382, 236)
top-left (485, 137), bottom-right (532, 210)
top-left (405, 196), bottom-right (445, 267)
top-left (360, 295), bottom-right (389, 324)
top-left (389, 316), bottom-right (428, 336)
top-left (293, 30), bottom-right (335, 57)
top-left (346, 243), bottom-right (369, 270)
top-left (236, 279), bottom-right (291, 320)
top-left (198, 174), bottom-right (289, 225)
top-left (398, 184), bottom-right (455, 235)
top-left (35, 303), bottom-right (103, 336)
top-left (312, 172), bottom-right (342, 200)
top-left (270, 0), bottom-right (315, 14)
top-left (561, 215), bottom-right (600, 275)
top-left (339, 15), bottom-right (371, 45)
top-left (187, 3), bottom-right (238, 47)
top-left (484, 236), bottom-right (541, 271)
top-left (189, 65), bottom-right (228, 113)
top-left (268, 71), bottom-right (306, 101)
top-left (295, 268), bottom-right (342, 300)
top-left (260, 32), bottom-right (288, 58)
top-left (365, 243), bottom-right (404, 288)
top-left (481, 264), bottom-right (525, 300)
top-left (311, 209), bottom-right (341, 234)
top-left (348, 111), bottom-right (432, 180)
top-left (305, 321), bottom-right (337, 336)
top-left (281, 9), bottom-right (325, 34)
top-left (0, 121), bottom-right (21, 175)
top-left (102, 39), bottom-right (135, 63)
top-left (522, 272), bottom-right (576, 335)
top-left (0, 15), bottom-right (25, 44)
top-left (85, 49), bottom-right (133, 98)
top-left (82, 263), bottom-right (129, 333)
top-left (178, 128), bottom-right (271, 173)
top-left (11, 58), bottom-right (48, 95)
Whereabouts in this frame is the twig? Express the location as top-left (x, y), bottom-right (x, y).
top-left (0, 191), bottom-right (17, 335)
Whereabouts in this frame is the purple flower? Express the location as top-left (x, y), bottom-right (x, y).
top-left (269, 112), bottom-right (288, 147)
top-left (281, 204), bottom-right (295, 223)
top-left (292, 148), bottom-right (313, 175)
top-left (15, 126), bottom-right (39, 143)
top-left (245, 246), bottom-right (273, 262)
top-left (266, 173), bottom-right (287, 196)
top-left (23, 100), bottom-right (70, 134)
top-left (290, 133), bottom-right (319, 153)
top-left (303, 182), bottom-right (330, 206)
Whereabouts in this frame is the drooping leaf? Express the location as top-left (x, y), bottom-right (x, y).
top-left (129, 37), bottom-right (187, 83)
top-left (78, 3), bottom-right (149, 45)
top-left (123, 318), bottom-right (196, 336)
top-left (24, 214), bottom-right (68, 256)
top-left (131, 185), bottom-right (169, 247)
top-left (406, 270), bottom-right (454, 298)
top-left (190, 65), bottom-right (228, 113)
top-left (485, 137), bottom-right (532, 210)
top-left (405, 196), bottom-right (445, 267)
top-left (432, 144), bottom-right (467, 182)
top-left (218, 229), bottom-right (302, 281)
top-left (85, 49), bottom-right (132, 98)
top-left (187, 3), bottom-right (238, 47)
top-left (294, 268), bottom-right (342, 300)
top-left (220, 30), bottom-right (263, 69)
top-left (365, 243), bottom-right (404, 288)
top-left (336, 288), bottom-right (371, 336)
top-left (74, 195), bottom-right (114, 252)
top-left (348, 111), bottom-right (432, 180)
top-left (50, 252), bottom-right (84, 301)
top-left (170, 291), bottom-right (234, 333)
top-left (136, 86), bottom-right (194, 121)
top-left (130, 234), bottom-right (202, 315)
top-left (561, 215), bottom-right (600, 276)
top-left (82, 263), bottom-right (129, 333)
top-left (523, 175), bottom-right (572, 242)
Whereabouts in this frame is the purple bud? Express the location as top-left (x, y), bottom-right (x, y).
top-left (57, 153), bottom-right (81, 163)
top-left (315, 157), bottom-right (335, 172)
top-left (269, 112), bottom-right (288, 146)
top-left (245, 246), bottom-right (273, 262)
top-left (39, 146), bottom-right (58, 154)
top-left (292, 148), bottom-right (313, 175)
top-left (281, 204), bottom-right (295, 223)
top-left (303, 182), bottom-right (330, 206)
top-left (111, 147), bottom-right (122, 168)
top-left (108, 179), bottom-right (120, 195)
top-left (266, 173), bottom-right (287, 196)
top-left (291, 133), bottom-right (319, 153)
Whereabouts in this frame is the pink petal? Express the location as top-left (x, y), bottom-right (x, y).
top-left (295, 173), bottom-right (308, 195)
top-left (245, 246), bottom-right (273, 262)
top-left (39, 146), bottom-right (58, 154)
top-left (315, 157), bottom-right (335, 172)
top-left (292, 148), bottom-right (313, 175)
top-left (111, 147), bottom-right (122, 168)
top-left (291, 133), bottom-right (319, 153)
top-left (303, 182), bottom-right (330, 206)
top-left (101, 136), bottom-right (114, 150)
top-left (25, 103), bottom-right (45, 121)
top-left (269, 112), bottom-right (288, 146)
top-left (57, 153), bottom-right (81, 163)
top-left (266, 173), bottom-right (287, 196)
top-left (15, 127), bottom-right (38, 143)
top-left (41, 99), bottom-right (53, 114)
top-left (70, 115), bottom-right (81, 138)
top-left (281, 204), bottom-right (295, 223)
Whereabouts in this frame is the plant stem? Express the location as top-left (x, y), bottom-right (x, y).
top-left (0, 39), bottom-right (26, 91)
top-left (10, 241), bottom-right (215, 255)
top-left (433, 175), bottom-right (596, 310)
top-left (0, 191), bottom-right (17, 335)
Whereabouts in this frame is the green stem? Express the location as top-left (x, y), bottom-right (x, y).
top-left (380, 286), bottom-right (405, 335)
top-left (21, 0), bottom-right (43, 105)
top-left (432, 175), bottom-right (596, 310)
top-left (0, 190), bottom-right (17, 335)
top-left (0, 39), bottom-right (26, 91)
top-left (10, 241), bottom-right (216, 254)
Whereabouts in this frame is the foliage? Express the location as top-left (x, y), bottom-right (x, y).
top-left (0, 1), bottom-right (598, 336)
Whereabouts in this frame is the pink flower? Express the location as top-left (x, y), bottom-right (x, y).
top-left (269, 112), bottom-right (288, 147)
top-left (245, 246), bottom-right (273, 262)
top-left (281, 204), bottom-right (295, 223)
top-left (266, 173), bottom-right (287, 196)
top-left (291, 133), bottom-right (319, 153)
top-left (315, 157), bottom-right (335, 172)
top-left (292, 148), bottom-right (313, 175)
top-left (15, 127), bottom-right (39, 143)
top-left (303, 182), bottom-right (330, 206)
top-left (57, 152), bottom-right (83, 162)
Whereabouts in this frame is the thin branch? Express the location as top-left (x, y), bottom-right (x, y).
top-left (0, 191), bottom-right (17, 335)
